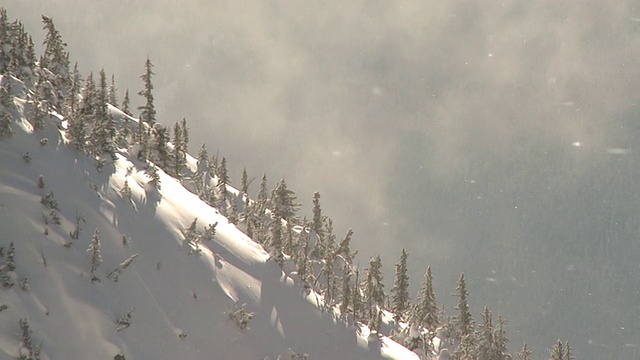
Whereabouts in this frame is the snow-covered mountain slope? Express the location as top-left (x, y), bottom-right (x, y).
top-left (0, 77), bottom-right (418, 359)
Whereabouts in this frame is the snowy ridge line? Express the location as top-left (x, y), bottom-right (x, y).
top-left (0, 68), bottom-right (419, 359)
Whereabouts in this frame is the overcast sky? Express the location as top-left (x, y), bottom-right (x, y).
top-left (6, 1), bottom-right (640, 358)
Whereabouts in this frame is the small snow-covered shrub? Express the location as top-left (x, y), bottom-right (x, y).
top-left (228, 303), bottom-right (255, 331)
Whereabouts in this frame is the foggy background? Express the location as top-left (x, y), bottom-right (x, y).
top-left (6, 1), bottom-right (640, 358)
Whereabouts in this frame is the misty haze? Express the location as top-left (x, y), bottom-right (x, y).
top-left (5, 1), bottom-right (640, 359)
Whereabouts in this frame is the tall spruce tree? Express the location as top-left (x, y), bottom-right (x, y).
top-left (180, 117), bottom-right (189, 153)
top-left (414, 266), bottom-right (440, 331)
top-left (108, 74), bottom-right (117, 105)
top-left (216, 157), bottom-right (229, 211)
top-left (40, 15), bottom-right (69, 105)
top-left (153, 124), bottom-right (170, 168)
top-left (89, 69), bottom-right (116, 159)
top-left (311, 192), bottom-right (324, 238)
top-left (255, 173), bottom-right (269, 215)
top-left (476, 307), bottom-right (495, 360)
top-left (121, 89), bottom-right (132, 116)
top-left (0, 9), bottom-right (10, 72)
top-left (391, 249), bottom-right (410, 322)
top-left (453, 273), bottom-right (474, 339)
top-left (271, 178), bottom-right (299, 222)
top-left (494, 316), bottom-right (509, 359)
top-left (138, 56), bottom-right (155, 126)
top-left (0, 107), bottom-right (12, 139)
top-left (362, 255), bottom-right (385, 321)
top-left (241, 168), bottom-right (249, 195)
top-left (171, 121), bottom-right (187, 178)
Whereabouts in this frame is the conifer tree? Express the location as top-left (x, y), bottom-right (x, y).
top-left (391, 249), bottom-right (410, 322)
top-left (0, 108), bottom-right (12, 139)
top-left (255, 173), bottom-right (269, 215)
top-left (241, 168), bottom-right (249, 195)
top-left (216, 157), bottom-right (229, 210)
top-left (297, 232), bottom-right (311, 280)
top-left (311, 192), bottom-right (324, 238)
top-left (108, 74), bottom-right (117, 105)
top-left (89, 69), bottom-right (117, 159)
top-left (476, 307), bottom-right (495, 360)
top-left (414, 266), bottom-right (440, 331)
top-left (18, 318), bottom-right (33, 354)
top-left (180, 117), bottom-right (189, 153)
top-left (0, 9), bottom-right (10, 72)
top-left (40, 15), bottom-right (69, 103)
top-left (269, 216), bottom-right (284, 266)
top-left (454, 273), bottom-right (474, 339)
top-left (565, 341), bottom-right (573, 360)
top-left (138, 56), bottom-right (155, 126)
top-left (271, 178), bottom-right (299, 222)
top-left (196, 143), bottom-right (209, 172)
top-left (352, 267), bottom-right (363, 323)
top-left (121, 89), bottom-right (132, 116)
top-left (152, 124), bottom-right (170, 168)
top-left (87, 229), bottom-right (102, 279)
top-left (318, 220), bottom-right (337, 305)
top-left (362, 255), bottom-right (385, 321)
top-left (145, 164), bottom-right (161, 190)
top-left (81, 71), bottom-right (95, 120)
top-left (550, 339), bottom-right (564, 360)
top-left (228, 194), bottom-right (239, 225)
top-left (335, 230), bottom-right (358, 289)
top-left (6, 241), bottom-right (15, 271)
top-left (63, 62), bottom-right (80, 117)
top-left (340, 262), bottom-right (353, 321)
top-left (517, 343), bottom-right (532, 360)
top-left (494, 316), bottom-right (509, 359)
top-left (171, 121), bottom-right (186, 178)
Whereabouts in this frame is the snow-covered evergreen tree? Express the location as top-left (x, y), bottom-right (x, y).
top-left (311, 192), bottom-right (324, 238)
top-left (565, 341), bottom-right (573, 360)
top-left (216, 157), bottom-right (229, 211)
top-left (516, 343), bottom-right (531, 360)
top-left (0, 107), bottom-right (12, 138)
top-left (270, 178), bottom-right (299, 223)
top-left (391, 248), bottom-right (410, 322)
top-left (0, 9), bottom-right (10, 73)
top-left (40, 15), bottom-right (69, 105)
top-left (145, 164), bottom-right (161, 190)
top-left (152, 124), bottom-right (170, 168)
top-left (452, 273), bottom-right (477, 360)
top-left (414, 266), bottom-right (440, 332)
top-left (171, 121), bottom-right (186, 178)
top-left (453, 273), bottom-right (474, 340)
top-left (121, 88), bottom-right (132, 116)
top-left (494, 316), bottom-right (509, 360)
top-left (6, 241), bottom-right (15, 271)
top-left (550, 339), bottom-right (564, 360)
top-left (362, 255), bottom-right (385, 321)
top-left (108, 74), bottom-right (117, 105)
top-left (137, 56), bottom-right (155, 126)
top-left (107, 254), bottom-right (138, 282)
top-left (87, 229), bottom-right (102, 280)
top-left (241, 167), bottom-right (249, 196)
top-left (476, 307), bottom-right (495, 360)
top-left (88, 69), bottom-right (117, 159)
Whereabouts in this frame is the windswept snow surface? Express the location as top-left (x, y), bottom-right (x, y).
top-left (0, 77), bottom-right (418, 359)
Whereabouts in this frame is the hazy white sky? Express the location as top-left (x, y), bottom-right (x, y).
top-left (6, 1), bottom-right (640, 358)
